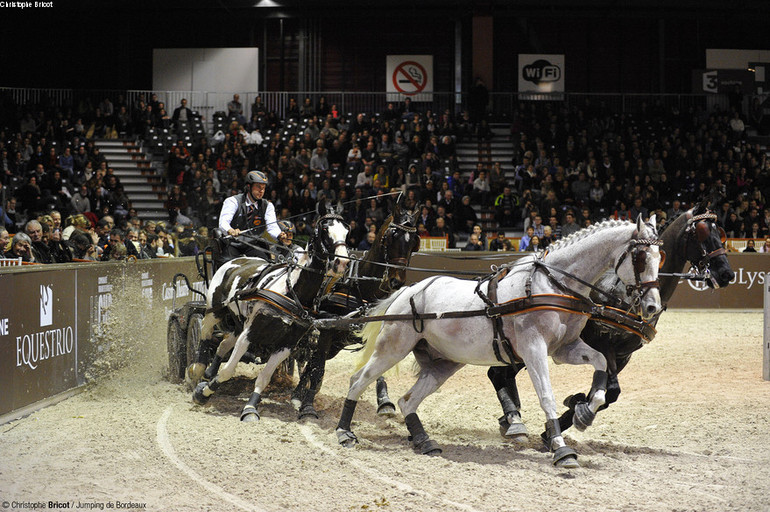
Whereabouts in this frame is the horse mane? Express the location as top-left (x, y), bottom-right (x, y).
top-left (547, 218), bottom-right (631, 254)
top-left (659, 210), bottom-right (690, 239)
top-left (359, 215), bottom-right (393, 264)
top-left (377, 215), bottom-right (394, 245)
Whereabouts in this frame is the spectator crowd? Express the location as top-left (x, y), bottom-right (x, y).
top-left (1, 87), bottom-right (770, 263)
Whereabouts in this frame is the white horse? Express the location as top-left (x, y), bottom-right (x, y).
top-left (336, 215), bottom-right (662, 468)
top-left (193, 206), bottom-right (350, 422)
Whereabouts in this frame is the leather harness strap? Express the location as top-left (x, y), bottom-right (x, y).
top-left (321, 293), bottom-right (656, 342)
top-left (480, 268), bottom-right (520, 364)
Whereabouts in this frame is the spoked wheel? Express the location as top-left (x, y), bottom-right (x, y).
top-left (185, 313), bottom-right (205, 389)
top-left (167, 318), bottom-right (186, 383)
top-left (269, 357), bottom-right (296, 389)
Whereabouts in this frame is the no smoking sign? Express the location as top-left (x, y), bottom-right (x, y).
top-left (386, 55), bottom-right (433, 99)
top-left (392, 61), bottom-right (428, 95)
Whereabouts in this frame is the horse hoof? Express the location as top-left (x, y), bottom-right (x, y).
top-left (192, 383), bottom-right (210, 405)
top-left (573, 402), bottom-right (595, 432)
top-left (499, 413), bottom-right (528, 439)
top-left (298, 407), bottom-right (319, 420)
top-left (553, 446), bottom-right (579, 468)
top-left (509, 434), bottom-right (529, 444)
top-left (418, 439), bottom-right (442, 456)
top-left (336, 428), bottom-right (358, 448)
top-left (185, 363), bottom-right (206, 389)
top-left (240, 406), bottom-right (260, 422)
top-left (376, 402), bottom-right (396, 416)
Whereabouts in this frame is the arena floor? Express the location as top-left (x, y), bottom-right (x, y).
top-left (1, 310), bottom-right (768, 512)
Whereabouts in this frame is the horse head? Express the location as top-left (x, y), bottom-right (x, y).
top-left (682, 199), bottom-right (735, 289)
top-left (379, 194), bottom-right (421, 292)
top-left (613, 214), bottom-right (663, 321)
top-left (313, 201), bottom-right (350, 276)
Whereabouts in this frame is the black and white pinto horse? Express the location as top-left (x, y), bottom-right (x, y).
top-left (492, 201), bottom-right (736, 442)
top-left (336, 216), bottom-right (662, 467)
top-left (290, 199), bottom-right (421, 419)
top-left (192, 202), bottom-right (350, 422)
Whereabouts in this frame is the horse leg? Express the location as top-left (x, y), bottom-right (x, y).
top-left (291, 358), bottom-right (312, 409)
top-left (550, 339), bottom-right (608, 434)
top-left (487, 364), bottom-right (528, 440)
top-left (192, 329), bottom-right (248, 405)
top-left (549, 350), bottom-right (626, 442)
top-left (398, 349), bottom-right (464, 455)
top-left (203, 331), bottom-right (236, 381)
top-left (375, 377), bottom-right (396, 416)
top-left (336, 325), bottom-right (415, 448)
top-left (241, 347), bottom-right (292, 423)
top-left (515, 330), bottom-right (579, 468)
top-left (295, 333), bottom-right (331, 420)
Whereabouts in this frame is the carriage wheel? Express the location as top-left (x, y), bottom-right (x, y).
top-left (185, 313), bottom-right (204, 371)
top-left (167, 318), bottom-right (186, 383)
top-left (184, 313), bottom-right (205, 389)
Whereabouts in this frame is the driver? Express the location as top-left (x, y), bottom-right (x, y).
top-left (217, 170), bottom-right (286, 261)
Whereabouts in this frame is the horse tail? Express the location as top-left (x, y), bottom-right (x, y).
top-left (355, 288), bottom-right (407, 370)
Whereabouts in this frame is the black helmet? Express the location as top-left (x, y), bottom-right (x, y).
top-left (246, 170), bottom-right (268, 185)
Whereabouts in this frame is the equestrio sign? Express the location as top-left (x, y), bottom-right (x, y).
top-left (0, 271), bottom-right (78, 416)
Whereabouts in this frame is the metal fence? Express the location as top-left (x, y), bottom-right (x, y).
top-left (1, 87), bottom-right (732, 132)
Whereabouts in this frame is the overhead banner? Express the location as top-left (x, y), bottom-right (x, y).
top-left (518, 54), bottom-right (565, 98)
top-left (386, 55), bottom-right (433, 102)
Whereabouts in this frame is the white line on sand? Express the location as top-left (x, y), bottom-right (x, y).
top-left (156, 406), bottom-right (269, 512)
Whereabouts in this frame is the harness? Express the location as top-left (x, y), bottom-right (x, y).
top-left (314, 237), bottom-right (661, 366)
top-left (207, 213), bottom-right (349, 332)
top-left (314, 219), bottom-right (418, 316)
top-left (684, 211), bottom-right (726, 275)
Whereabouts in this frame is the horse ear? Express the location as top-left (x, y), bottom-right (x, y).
top-left (648, 213), bottom-right (656, 230)
top-left (636, 213), bottom-right (644, 234)
top-left (707, 193), bottom-right (721, 212)
top-left (316, 200), bottom-right (326, 217)
top-left (410, 207), bottom-right (420, 225)
top-left (393, 192), bottom-right (403, 217)
top-left (693, 197), bottom-right (710, 215)
top-left (335, 202), bottom-right (344, 216)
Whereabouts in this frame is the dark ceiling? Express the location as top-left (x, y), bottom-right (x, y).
top-left (63, 0), bottom-right (769, 20)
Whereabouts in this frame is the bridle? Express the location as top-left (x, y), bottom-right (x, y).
top-left (614, 233), bottom-right (663, 311)
top-left (378, 219), bottom-right (418, 294)
top-left (683, 211), bottom-right (726, 286)
top-left (313, 212), bottom-right (349, 273)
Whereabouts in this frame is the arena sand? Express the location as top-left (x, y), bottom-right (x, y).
top-left (0, 310), bottom-right (768, 512)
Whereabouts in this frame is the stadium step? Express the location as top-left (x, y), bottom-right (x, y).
top-left (94, 138), bottom-right (167, 220)
top-left (455, 123), bottom-right (514, 181)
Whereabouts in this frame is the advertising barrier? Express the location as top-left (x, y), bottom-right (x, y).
top-left (0, 258), bottom-right (199, 420)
